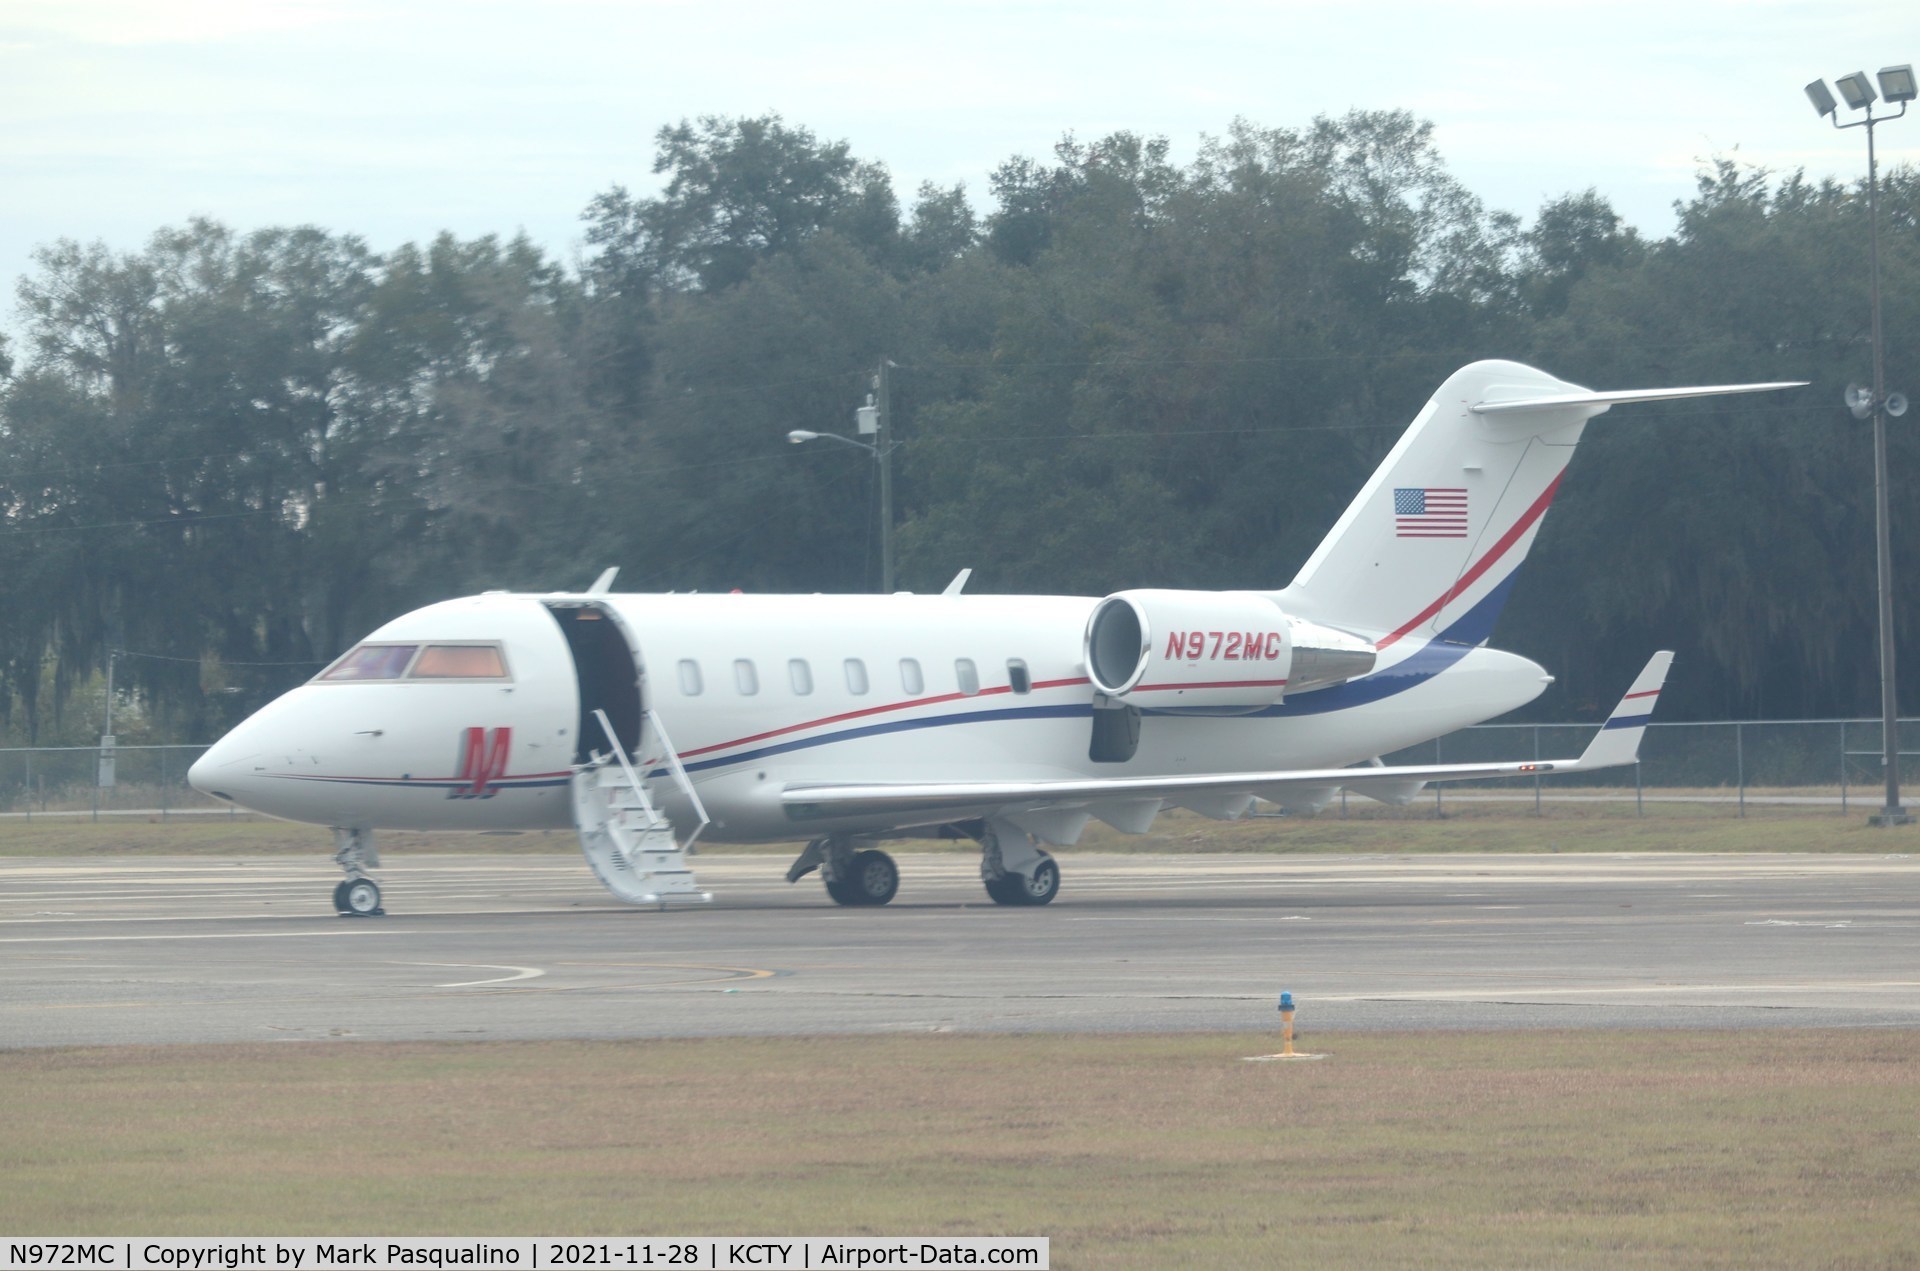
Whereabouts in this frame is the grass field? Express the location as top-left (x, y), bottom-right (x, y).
top-left (0, 796), bottom-right (1904, 858)
top-left (5, 1032), bottom-right (1917, 1268)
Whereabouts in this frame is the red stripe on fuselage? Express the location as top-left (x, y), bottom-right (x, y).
top-left (1376, 470), bottom-right (1568, 651)
top-left (674, 676), bottom-right (1093, 759)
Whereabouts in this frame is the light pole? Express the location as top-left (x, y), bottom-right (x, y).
top-left (788, 359), bottom-right (898, 593)
top-left (1807, 64), bottom-right (1915, 825)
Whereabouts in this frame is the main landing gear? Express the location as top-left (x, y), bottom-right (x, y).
top-left (784, 823), bottom-right (1064, 908)
top-left (977, 819), bottom-right (1060, 906)
top-left (787, 834), bottom-right (899, 906)
top-left (331, 827), bottom-right (384, 916)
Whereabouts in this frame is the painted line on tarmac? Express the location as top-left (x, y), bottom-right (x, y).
top-left (401, 962), bottom-right (547, 987)
top-left (1312, 980), bottom-right (1920, 1001)
top-left (0, 928), bottom-right (436, 943)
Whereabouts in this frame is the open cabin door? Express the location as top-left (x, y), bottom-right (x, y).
top-left (543, 599), bottom-right (706, 906)
top-left (543, 600), bottom-right (643, 763)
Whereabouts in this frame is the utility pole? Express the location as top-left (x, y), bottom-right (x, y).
top-left (787, 358), bottom-right (899, 594)
top-left (875, 358), bottom-right (894, 594)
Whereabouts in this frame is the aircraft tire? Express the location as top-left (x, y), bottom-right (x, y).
top-left (341, 877), bottom-right (383, 917)
top-left (846, 849), bottom-right (899, 906)
top-left (823, 875), bottom-right (862, 906)
top-left (331, 881), bottom-right (352, 913)
top-left (982, 875), bottom-right (1026, 905)
top-left (986, 856), bottom-right (1060, 906)
top-left (1019, 857), bottom-right (1060, 905)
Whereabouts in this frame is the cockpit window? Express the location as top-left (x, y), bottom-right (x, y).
top-left (318, 644), bottom-right (419, 681)
top-left (411, 644), bottom-right (509, 679)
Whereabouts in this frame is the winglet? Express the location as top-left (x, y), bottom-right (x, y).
top-left (587, 567), bottom-right (619, 595)
top-left (1574, 651), bottom-right (1674, 770)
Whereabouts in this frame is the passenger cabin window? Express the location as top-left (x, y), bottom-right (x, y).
top-left (678, 659), bottom-right (704, 696)
top-left (955, 658), bottom-right (980, 696)
top-left (319, 644), bottom-right (417, 681)
top-left (789, 659), bottom-right (813, 695)
top-left (411, 645), bottom-right (508, 679)
top-left (845, 658), bottom-right (870, 695)
top-left (1007, 659), bottom-right (1031, 695)
top-left (900, 658), bottom-right (924, 695)
top-left (734, 659), bottom-right (759, 695)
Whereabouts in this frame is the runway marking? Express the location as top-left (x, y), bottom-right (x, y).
top-left (11, 963), bottom-right (780, 1012)
top-left (0, 929), bottom-right (429, 943)
top-left (1745, 919), bottom-right (1854, 929)
top-left (402, 962), bottom-right (546, 987)
top-left (552, 961), bottom-right (781, 985)
top-left (1312, 980), bottom-right (1920, 1001)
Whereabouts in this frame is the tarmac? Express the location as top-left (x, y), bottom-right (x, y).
top-left (4, 850), bottom-right (1918, 1048)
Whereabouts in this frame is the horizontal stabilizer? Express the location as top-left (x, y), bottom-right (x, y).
top-left (1472, 382), bottom-right (1805, 416)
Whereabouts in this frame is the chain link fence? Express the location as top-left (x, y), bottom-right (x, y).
top-left (3, 719), bottom-right (1918, 821)
top-left (1380, 717), bottom-right (1920, 816)
top-left (0, 744), bottom-right (241, 821)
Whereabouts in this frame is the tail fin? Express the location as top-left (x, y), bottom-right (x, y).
top-left (1274, 361), bottom-right (1803, 648)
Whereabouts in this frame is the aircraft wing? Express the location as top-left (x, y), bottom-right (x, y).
top-left (781, 652), bottom-right (1673, 828)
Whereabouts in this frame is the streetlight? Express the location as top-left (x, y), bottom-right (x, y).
top-left (1806, 63), bottom-right (1915, 826)
top-left (787, 359), bottom-right (898, 593)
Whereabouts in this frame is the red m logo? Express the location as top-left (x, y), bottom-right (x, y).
top-left (451, 726), bottom-right (512, 799)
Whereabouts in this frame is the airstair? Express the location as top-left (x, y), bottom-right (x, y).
top-left (570, 708), bottom-right (712, 906)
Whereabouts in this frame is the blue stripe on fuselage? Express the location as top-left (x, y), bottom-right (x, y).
top-left (667, 572), bottom-right (1524, 773)
top-left (1247, 572), bottom-right (1519, 719)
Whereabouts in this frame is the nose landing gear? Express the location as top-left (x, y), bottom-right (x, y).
top-left (330, 827), bottom-right (385, 916)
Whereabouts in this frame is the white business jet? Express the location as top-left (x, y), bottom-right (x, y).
top-left (189, 360), bottom-right (1802, 915)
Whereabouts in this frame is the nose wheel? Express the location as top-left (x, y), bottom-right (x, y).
top-left (330, 827), bottom-right (385, 916)
top-left (332, 877), bottom-right (384, 916)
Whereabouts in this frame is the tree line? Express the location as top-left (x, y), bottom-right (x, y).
top-left (1, 111), bottom-right (1915, 742)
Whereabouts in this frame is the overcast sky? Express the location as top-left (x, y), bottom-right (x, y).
top-left (4, 0), bottom-right (1917, 344)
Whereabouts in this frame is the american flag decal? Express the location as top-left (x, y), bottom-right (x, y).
top-left (1394, 487), bottom-right (1468, 537)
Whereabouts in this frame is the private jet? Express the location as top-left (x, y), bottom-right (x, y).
top-left (188, 360), bottom-right (1801, 913)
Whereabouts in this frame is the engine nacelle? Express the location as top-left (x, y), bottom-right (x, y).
top-left (1084, 589), bottom-right (1375, 707)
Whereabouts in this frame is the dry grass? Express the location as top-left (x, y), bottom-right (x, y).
top-left (4, 1032), bottom-right (1918, 1268)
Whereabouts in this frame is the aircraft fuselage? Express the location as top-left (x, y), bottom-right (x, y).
top-left (189, 590), bottom-right (1550, 841)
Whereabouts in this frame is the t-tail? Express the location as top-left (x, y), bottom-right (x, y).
top-left (1273, 360), bottom-right (1804, 648)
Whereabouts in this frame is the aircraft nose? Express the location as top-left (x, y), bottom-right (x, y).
top-left (188, 733), bottom-right (257, 804)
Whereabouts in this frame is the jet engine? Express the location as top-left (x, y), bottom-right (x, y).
top-left (1084, 589), bottom-right (1376, 708)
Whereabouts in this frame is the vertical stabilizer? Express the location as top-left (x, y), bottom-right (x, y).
top-left (1276, 360), bottom-right (1604, 647)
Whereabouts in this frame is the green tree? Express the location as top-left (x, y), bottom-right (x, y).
top-left (628, 114), bottom-right (896, 291)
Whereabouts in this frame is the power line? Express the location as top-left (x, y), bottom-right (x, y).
top-left (115, 649), bottom-right (327, 667)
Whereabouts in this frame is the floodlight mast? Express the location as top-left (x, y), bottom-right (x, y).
top-left (1807, 65), bottom-right (1914, 826)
